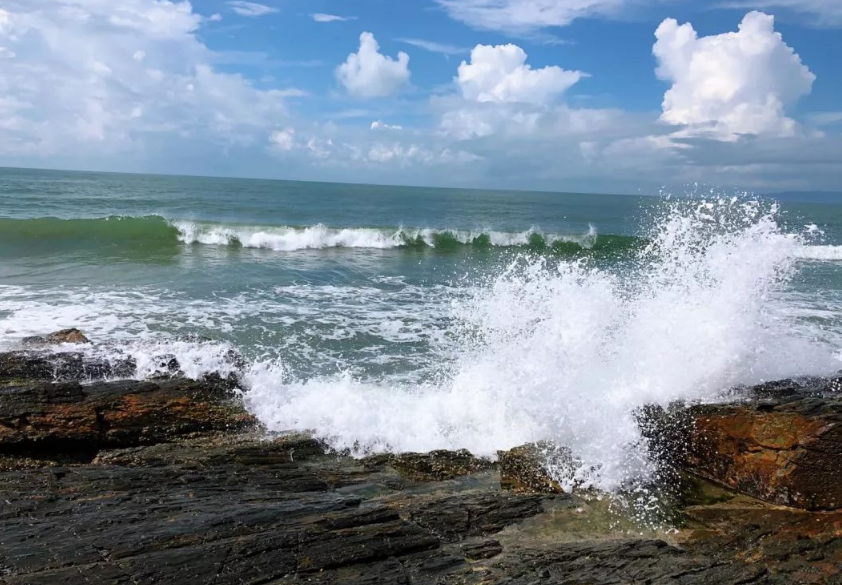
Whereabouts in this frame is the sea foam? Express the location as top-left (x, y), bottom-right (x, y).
top-left (243, 197), bottom-right (842, 491)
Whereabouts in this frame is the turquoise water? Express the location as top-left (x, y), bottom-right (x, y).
top-left (2, 166), bottom-right (842, 486)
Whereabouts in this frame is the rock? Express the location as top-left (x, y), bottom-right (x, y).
top-left (1, 364), bottom-right (842, 584)
top-left (498, 442), bottom-right (570, 493)
top-left (404, 491), bottom-right (545, 542)
top-left (0, 378), bottom-right (256, 462)
top-left (21, 328), bottom-right (91, 346)
top-left (365, 449), bottom-right (493, 481)
top-left (0, 350), bottom-right (136, 385)
top-left (645, 377), bottom-right (842, 511)
top-left (461, 538), bottom-right (503, 560)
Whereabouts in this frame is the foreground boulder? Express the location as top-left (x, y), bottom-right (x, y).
top-left (498, 442), bottom-right (568, 494)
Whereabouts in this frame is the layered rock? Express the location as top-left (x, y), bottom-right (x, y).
top-left (677, 378), bottom-right (842, 510)
top-left (2, 344), bottom-right (842, 583)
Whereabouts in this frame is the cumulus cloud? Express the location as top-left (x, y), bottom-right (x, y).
top-left (653, 11), bottom-right (815, 140)
top-left (457, 44), bottom-right (584, 104)
top-left (311, 13), bottom-right (355, 23)
top-left (436, 0), bottom-right (632, 33)
top-left (227, 1), bottom-right (278, 17)
top-left (0, 0), bottom-right (292, 159)
top-left (336, 32), bottom-right (410, 98)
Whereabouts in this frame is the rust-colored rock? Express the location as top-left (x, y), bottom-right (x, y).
top-left (0, 378), bottom-right (256, 460)
top-left (21, 328), bottom-right (91, 346)
top-left (641, 377), bottom-right (842, 511)
top-left (682, 397), bottom-right (842, 510)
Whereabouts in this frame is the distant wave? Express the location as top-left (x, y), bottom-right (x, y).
top-left (0, 215), bottom-right (641, 255)
top-left (2, 215), bottom-right (841, 260)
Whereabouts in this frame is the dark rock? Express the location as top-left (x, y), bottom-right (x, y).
top-left (461, 538), bottom-right (503, 559)
top-left (406, 491), bottom-right (544, 542)
top-left (365, 449), bottom-right (493, 481)
top-left (1, 367), bottom-right (842, 584)
top-left (0, 350), bottom-right (136, 385)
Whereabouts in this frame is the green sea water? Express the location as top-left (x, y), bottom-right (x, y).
top-left (1, 166), bottom-right (841, 483)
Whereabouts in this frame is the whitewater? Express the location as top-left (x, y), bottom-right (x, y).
top-left (2, 169), bottom-right (842, 493)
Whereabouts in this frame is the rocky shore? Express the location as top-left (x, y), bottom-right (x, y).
top-left (1, 333), bottom-right (842, 584)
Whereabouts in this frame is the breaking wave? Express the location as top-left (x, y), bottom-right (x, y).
top-left (2, 215), bottom-right (841, 260)
top-left (243, 197), bottom-right (842, 491)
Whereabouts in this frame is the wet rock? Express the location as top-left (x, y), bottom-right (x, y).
top-left (646, 378), bottom-right (842, 511)
top-left (21, 328), bottom-right (91, 346)
top-left (498, 442), bottom-right (570, 493)
top-left (1, 367), bottom-right (842, 584)
top-left (405, 491), bottom-right (545, 542)
top-left (365, 449), bottom-right (493, 481)
top-left (0, 378), bottom-right (256, 461)
top-left (0, 350), bottom-right (136, 385)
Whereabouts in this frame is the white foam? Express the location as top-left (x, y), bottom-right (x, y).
top-left (243, 198), bottom-right (842, 492)
top-left (172, 221), bottom-right (594, 251)
top-left (795, 245), bottom-right (842, 261)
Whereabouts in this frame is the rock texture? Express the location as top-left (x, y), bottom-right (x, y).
top-left (21, 328), bottom-right (91, 346)
top-left (498, 442), bottom-right (568, 494)
top-left (671, 377), bottom-right (842, 510)
top-left (1, 348), bottom-right (842, 584)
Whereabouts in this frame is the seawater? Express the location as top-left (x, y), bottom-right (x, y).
top-left (2, 167), bottom-right (842, 491)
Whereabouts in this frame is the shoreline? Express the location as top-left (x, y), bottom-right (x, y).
top-left (1, 332), bottom-right (841, 583)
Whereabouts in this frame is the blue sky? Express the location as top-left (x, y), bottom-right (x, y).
top-left (0, 0), bottom-right (840, 193)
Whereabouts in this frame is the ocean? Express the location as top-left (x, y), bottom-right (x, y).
top-left (2, 166), bottom-right (841, 490)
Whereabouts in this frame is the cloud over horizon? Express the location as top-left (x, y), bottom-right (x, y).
top-left (0, 1), bottom-right (838, 193)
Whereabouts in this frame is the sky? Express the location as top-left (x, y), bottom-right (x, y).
top-left (0, 0), bottom-right (840, 194)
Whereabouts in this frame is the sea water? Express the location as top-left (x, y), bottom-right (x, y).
top-left (2, 167), bottom-right (841, 490)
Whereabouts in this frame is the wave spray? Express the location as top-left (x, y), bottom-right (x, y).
top-left (245, 197), bottom-right (841, 491)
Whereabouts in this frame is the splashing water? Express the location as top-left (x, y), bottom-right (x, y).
top-left (244, 197), bottom-right (841, 491)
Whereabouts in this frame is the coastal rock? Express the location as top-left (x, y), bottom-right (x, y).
top-left (498, 442), bottom-right (570, 493)
top-left (365, 449), bottom-right (493, 481)
top-left (649, 377), bottom-right (842, 510)
top-left (0, 350), bottom-right (136, 385)
top-left (0, 378), bottom-right (256, 462)
top-left (2, 362), bottom-right (842, 583)
top-left (21, 328), bottom-right (91, 346)
top-left (682, 400), bottom-right (842, 510)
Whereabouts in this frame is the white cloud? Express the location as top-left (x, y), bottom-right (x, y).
top-left (436, 0), bottom-right (632, 33)
top-left (227, 1), bottom-right (278, 17)
top-left (0, 47), bottom-right (15, 59)
top-left (269, 128), bottom-right (295, 151)
top-left (371, 120), bottom-right (403, 130)
top-left (457, 44), bottom-right (584, 104)
top-left (397, 38), bottom-right (468, 56)
top-left (654, 11), bottom-right (815, 140)
top-left (0, 0), bottom-right (291, 158)
top-left (311, 13), bottom-right (355, 23)
top-left (336, 32), bottom-right (411, 99)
